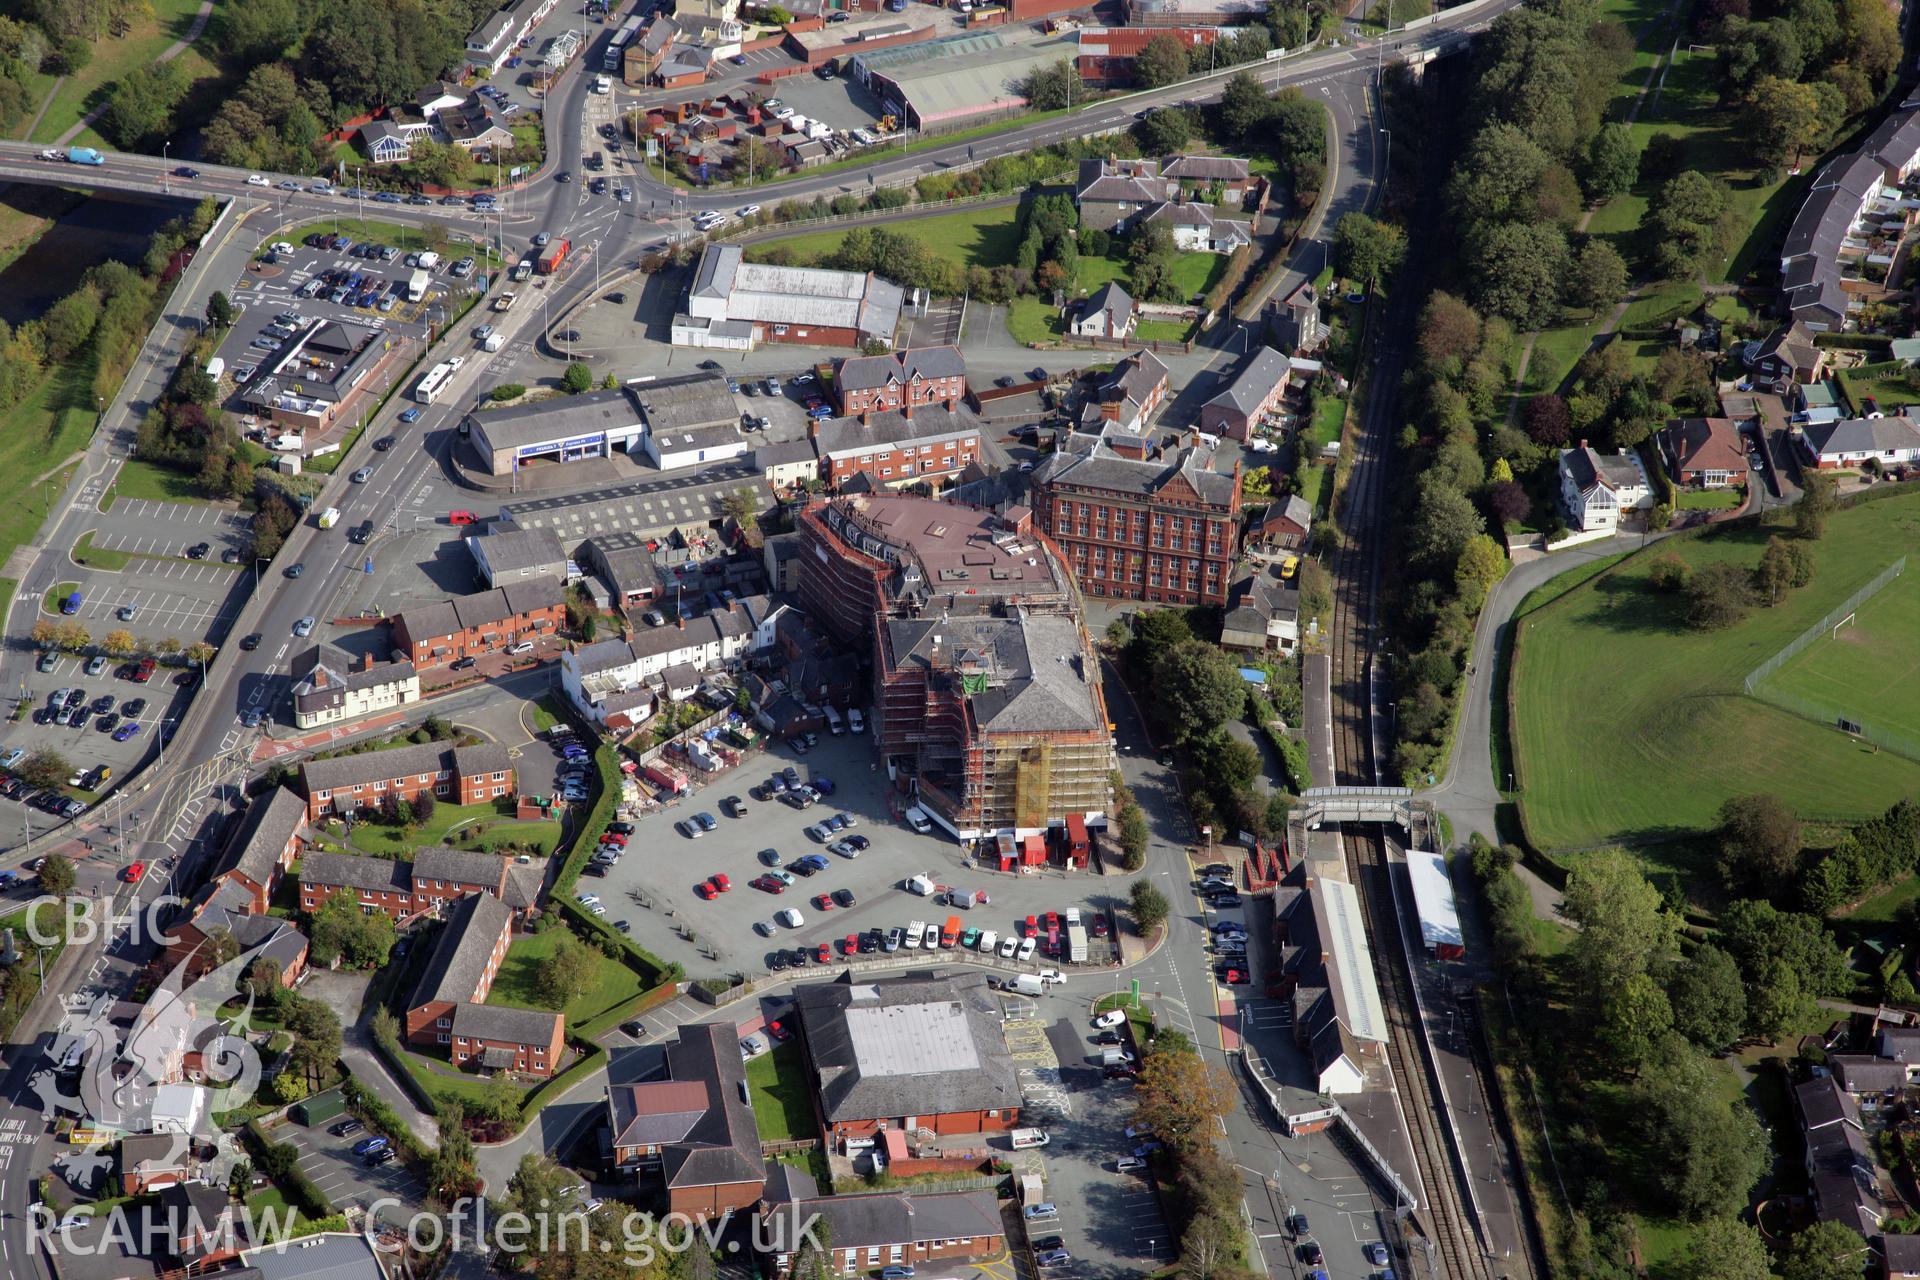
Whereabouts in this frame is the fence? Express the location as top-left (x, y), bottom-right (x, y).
top-left (1742, 555), bottom-right (1906, 691)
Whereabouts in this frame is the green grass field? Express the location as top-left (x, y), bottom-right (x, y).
top-left (745, 1041), bottom-right (814, 1142)
top-left (20, 0), bottom-right (215, 144)
top-left (488, 926), bottom-right (647, 1024)
top-left (1755, 562), bottom-right (1920, 756)
top-left (749, 205), bottom-right (1023, 275)
top-left (1510, 492), bottom-right (1920, 853)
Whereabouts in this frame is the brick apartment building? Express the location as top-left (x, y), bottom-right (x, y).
top-left (390, 582), bottom-right (567, 669)
top-left (297, 741), bottom-right (515, 821)
top-left (298, 846), bottom-right (542, 922)
top-left (209, 786), bottom-right (307, 913)
top-left (157, 787), bottom-right (311, 989)
top-left (796, 494), bottom-right (1111, 838)
top-left (831, 346), bottom-right (967, 416)
top-left (758, 1188), bottom-right (1005, 1279)
top-left (405, 892), bottom-right (562, 1076)
top-left (810, 403), bottom-right (985, 492)
top-left (1029, 439), bottom-right (1243, 608)
top-left (607, 1021), bottom-right (767, 1218)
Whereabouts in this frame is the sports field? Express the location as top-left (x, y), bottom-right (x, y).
top-left (1754, 564), bottom-right (1920, 757)
top-left (1509, 491), bottom-right (1920, 853)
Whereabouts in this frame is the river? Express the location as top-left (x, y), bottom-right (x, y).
top-left (0, 187), bottom-right (200, 328)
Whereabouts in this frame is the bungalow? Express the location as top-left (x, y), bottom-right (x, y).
top-left (1220, 563), bottom-right (1301, 653)
top-left (1658, 417), bottom-right (1749, 490)
top-left (1800, 416), bottom-right (1920, 470)
top-left (1558, 443), bottom-right (1652, 533)
top-left (757, 1188), bottom-right (1006, 1278)
top-left (120, 1133), bottom-right (188, 1195)
top-left (440, 97), bottom-right (515, 154)
top-left (1069, 281), bottom-right (1136, 340)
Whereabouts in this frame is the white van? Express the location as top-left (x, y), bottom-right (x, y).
top-left (905, 805), bottom-right (933, 834)
top-left (848, 708), bottom-right (865, 733)
top-left (1005, 973), bottom-right (1045, 998)
top-left (824, 706), bottom-right (844, 735)
top-left (1010, 1128), bottom-right (1050, 1149)
top-left (905, 920), bottom-right (925, 948)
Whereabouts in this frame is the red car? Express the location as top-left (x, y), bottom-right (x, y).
top-left (123, 862), bottom-right (145, 883)
top-left (695, 882), bottom-right (717, 900)
top-left (812, 893), bottom-right (835, 911)
top-left (1045, 910), bottom-right (1061, 932)
top-left (1024, 914), bottom-right (1038, 937)
top-left (767, 1019), bottom-right (792, 1042)
top-left (1091, 916), bottom-right (1111, 938)
top-left (815, 942), bottom-right (833, 963)
top-left (840, 933), bottom-right (859, 955)
top-left (752, 875), bottom-right (786, 894)
top-left (600, 832), bottom-right (628, 846)
top-left (709, 873), bottom-right (731, 893)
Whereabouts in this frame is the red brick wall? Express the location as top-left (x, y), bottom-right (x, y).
top-left (669, 1181), bottom-right (766, 1220)
top-left (760, 322), bottom-right (862, 347)
top-left (823, 435), bottom-right (979, 489)
top-left (300, 881), bottom-right (415, 919)
top-left (407, 999), bottom-right (458, 1044)
top-left (451, 1027), bottom-right (560, 1075)
top-left (838, 375), bottom-right (966, 416)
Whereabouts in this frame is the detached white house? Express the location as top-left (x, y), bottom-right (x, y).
top-left (1799, 416), bottom-right (1920, 470)
top-left (1559, 443), bottom-right (1653, 532)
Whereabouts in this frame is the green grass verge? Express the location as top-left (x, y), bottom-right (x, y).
top-left (745, 1041), bottom-right (814, 1142)
top-left (1510, 492), bottom-right (1920, 854)
top-left (105, 458), bottom-right (209, 507)
top-left (749, 203), bottom-right (1023, 274)
top-left (42, 582), bottom-right (78, 614)
top-left (1135, 318), bottom-right (1195, 344)
top-left (1676, 488), bottom-right (1742, 510)
top-left (488, 926), bottom-right (648, 1025)
top-left (70, 531), bottom-right (131, 571)
top-left (1007, 296), bottom-right (1063, 345)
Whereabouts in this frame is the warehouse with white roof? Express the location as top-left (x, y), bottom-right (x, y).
top-left (674, 244), bottom-right (904, 350)
top-left (852, 31), bottom-right (1080, 133)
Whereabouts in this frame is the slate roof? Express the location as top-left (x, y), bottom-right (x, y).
top-left (469, 388), bottom-right (642, 453)
top-left (886, 612), bottom-right (1104, 732)
top-left (290, 643), bottom-right (416, 717)
top-left (1204, 346), bottom-right (1291, 420)
top-left (1757, 321), bottom-right (1821, 374)
top-left (1077, 281), bottom-right (1134, 333)
top-left (1161, 154), bottom-right (1251, 182)
top-left (450, 1003), bottom-right (562, 1046)
top-left (242, 1235), bottom-right (385, 1280)
top-left (301, 740), bottom-right (510, 796)
top-left (632, 372), bottom-right (738, 435)
top-left (1803, 416), bottom-right (1920, 457)
top-left (122, 1132), bottom-right (186, 1175)
top-left (1561, 446), bottom-right (1645, 495)
top-left (393, 582), bottom-right (566, 645)
top-left (758, 1191), bottom-right (1002, 1253)
top-left (1258, 494), bottom-right (1313, 538)
top-left (609, 1022), bottom-right (765, 1188)
top-left (298, 850), bottom-right (413, 895)
top-left (1143, 200), bottom-right (1251, 246)
top-left (814, 403), bottom-right (984, 458)
top-left (414, 847), bottom-right (508, 891)
top-left (834, 346), bottom-right (966, 392)
top-left (796, 972), bottom-right (1022, 1123)
top-left (1075, 157), bottom-right (1168, 205)
top-left (582, 530), bottom-right (667, 601)
top-left (409, 892), bottom-right (513, 1009)
top-left (1032, 440), bottom-right (1239, 507)
top-left (216, 787), bottom-right (306, 888)
top-left (1831, 1053), bottom-right (1908, 1095)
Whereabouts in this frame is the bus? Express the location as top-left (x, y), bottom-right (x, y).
top-left (604, 16), bottom-right (643, 71)
top-left (414, 359), bottom-right (460, 405)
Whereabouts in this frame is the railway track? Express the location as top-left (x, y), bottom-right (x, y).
top-left (1316, 111), bottom-right (1505, 1280)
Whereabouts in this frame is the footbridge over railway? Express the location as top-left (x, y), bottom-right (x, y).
top-left (1296, 786), bottom-right (1434, 832)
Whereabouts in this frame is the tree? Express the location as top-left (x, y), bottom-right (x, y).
top-left (1584, 122), bottom-right (1640, 199)
top-left (1716, 793), bottom-right (1801, 890)
top-left (1132, 1042), bottom-right (1234, 1152)
top-left (1677, 1217), bottom-right (1772, 1280)
top-left (1179, 1212), bottom-right (1239, 1280)
top-left (431, 1101), bottom-right (480, 1204)
top-left (1487, 481), bottom-right (1530, 526)
top-left (1333, 213), bottom-right (1405, 284)
top-left (1467, 220), bottom-right (1568, 330)
top-left (479, 1072), bottom-right (522, 1125)
top-left (1217, 71), bottom-right (1272, 140)
top-left (1631, 1043), bottom-right (1769, 1218)
top-left (308, 889), bottom-right (395, 969)
top-left (101, 61), bottom-right (189, 149)
top-left (1562, 849), bottom-right (1677, 995)
top-left (1684, 561), bottom-right (1754, 631)
top-left (722, 487), bottom-right (759, 530)
top-left (1779, 1220), bottom-right (1872, 1280)
top-left (413, 791), bottom-right (436, 828)
top-left (1408, 477), bottom-right (1484, 571)
top-left (1647, 552), bottom-right (1691, 592)
top-left (1130, 879), bottom-right (1170, 933)
top-left (283, 994), bottom-right (342, 1084)
top-left (1454, 535), bottom-right (1509, 611)
top-left (205, 291), bottom-right (235, 331)
top-left (1601, 972), bottom-right (1673, 1072)
top-left (54, 622), bottom-right (89, 653)
top-left (1153, 641), bottom-right (1245, 745)
top-left (1749, 74), bottom-right (1826, 170)
top-left (560, 362), bottom-right (594, 395)
top-left (35, 855), bottom-right (74, 898)
top-left (1020, 60), bottom-right (1078, 110)
top-left (1136, 105), bottom-right (1196, 155)
top-left (17, 749), bottom-right (69, 790)
top-left (101, 629), bottom-right (136, 658)
top-left (1445, 123), bottom-right (1549, 225)
top-left (1418, 292), bottom-right (1483, 374)
top-left (1135, 33), bottom-right (1189, 88)
top-left (1644, 170), bottom-right (1731, 280)
top-left (1796, 469), bottom-right (1834, 539)
top-left (42, 288), bottom-right (100, 363)
top-left (536, 933), bottom-right (596, 1009)
top-left (1565, 239), bottom-right (1629, 313)
top-left (1523, 393), bottom-right (1571, 447)
top-left (1668, 943), bottom-right (1747, 1054)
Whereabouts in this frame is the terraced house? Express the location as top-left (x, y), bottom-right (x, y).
top-left (296, 741), bottom-right (515, 821)
top-left (390, 582), bottom-right (567, 669)
top-left (297, 846), bottom-right (542, 922)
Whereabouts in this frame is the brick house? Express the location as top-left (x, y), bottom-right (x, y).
top-left (120, 1133), bottom-right (188, 1195)
top-left (1253, 494), bottom-right (1313, 552)
top-left (162, 894), bottom-right (310, 990)
top-left (757, 1186), bottom-right (1005, 1278)
top-left (290, 643), bottom-right (421, 730)
top-left (1658, 417), bottom-right (1749, 490)
top-left (404, 892), bottom-right (513, 1046)
top-left (298, 847), bottom-right (541, 922)
top-left (151, 1182), bottom-right (243, 1271)
top-left (1199, 346), bottom-right (1291, 441)
top-left (795, 973), bottom-right (1022, 1140)
top-left (1029, 439), bottom-right (1243, 607)
top-left (1075, 350), bottom-right (1169, 452)
top-left (297, 741), bottom-right (515, 821)
top-left (608, 1021), bottom-right (766, 1217)
top-left (390, 582), bottom-right (567, 669)
top-left (209, 787), bottom-right (307, 913)
top-left (831, 346), bottom-right (966, 417)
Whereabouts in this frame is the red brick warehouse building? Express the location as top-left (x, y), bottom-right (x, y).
top-left (1028, 438), bottom-right (1243, 608)
top-left (390, 582), bottom-right (566, 669)
top-left (296, 740), bottom-right (515, 821)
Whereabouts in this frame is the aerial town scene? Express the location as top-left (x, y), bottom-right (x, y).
top-left (0, 0), bottom-right (1912, 1277)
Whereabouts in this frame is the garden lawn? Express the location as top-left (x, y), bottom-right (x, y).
top-left (745, 1041), bottom-right (814, 1142)
top-left (1134, 318), bottom-right (1194, 344)
top-left (22, 0), bottom-right (213, 144)
top-left (105, 459), bottom-right (206, 507)
top-left (1007, 297), bottom-right (1063, 345)
top-left (1167, 252), bottom-right (1227, 299)
top-left (1509, 490), bottom-right (1920, 857)
top-left (487, 926), bottom-right (647, 1024)
top-left (1676, 488), bottom-right (1741, 510)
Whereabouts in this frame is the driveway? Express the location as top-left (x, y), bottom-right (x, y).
top-left (300, 969), bottom-right (438, 1148)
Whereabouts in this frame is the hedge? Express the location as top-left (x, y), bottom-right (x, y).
top-left (340, 1073), bottom-right (432, 1162)
top-left (1263, 721), bottom-right (1313, 792)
